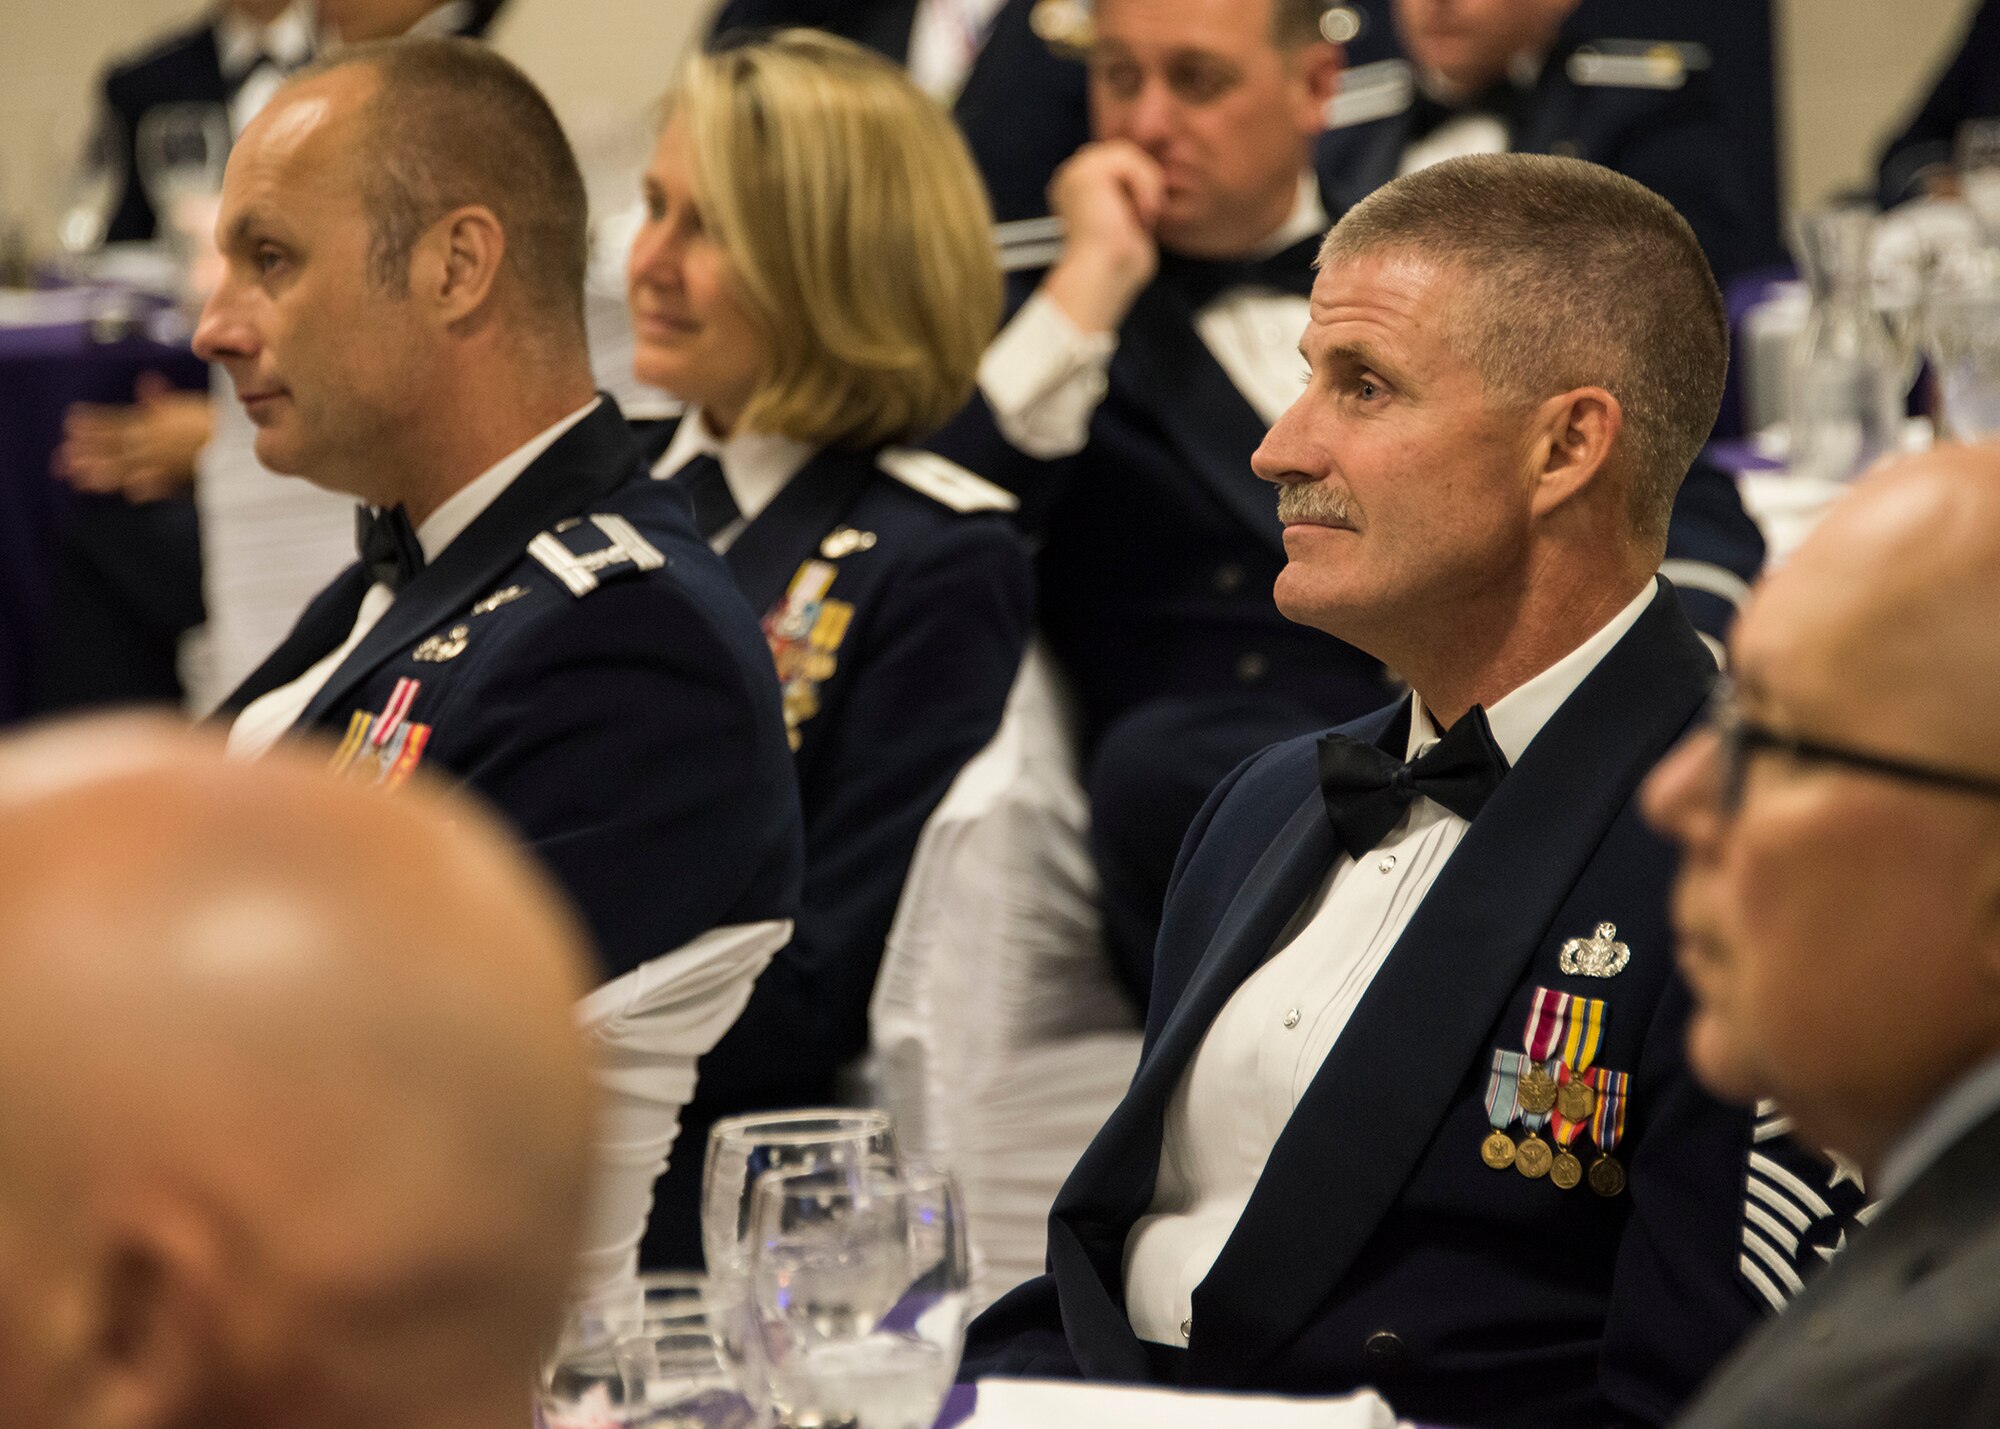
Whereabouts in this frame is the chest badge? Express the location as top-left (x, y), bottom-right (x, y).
top-left (412, 624), bottom-right (470, 663)
top-left (470, 584), bottom-right (528, 616)
top-left (1559, 922), bottom-right (1631, 979)
top-left (819, 527), bottom-right (878, 560)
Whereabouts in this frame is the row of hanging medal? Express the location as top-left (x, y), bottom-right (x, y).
top-left (1483, 987), bottom-right (1629, 1196)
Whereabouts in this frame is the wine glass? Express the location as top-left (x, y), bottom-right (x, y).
top-left (746, 1164), bottom-right (971, 1429)
top-left (59, 115), bottom-right (124, 254)
top-left (540, 1287), bottom-right (646, 1429)
top-left (135, 104), bottom-right (230, 244)
top-left (701, 1109), bottom-right (900, 1286)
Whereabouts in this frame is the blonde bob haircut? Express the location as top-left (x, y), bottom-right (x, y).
top-left (666, 31), bottom-right (1002, 451)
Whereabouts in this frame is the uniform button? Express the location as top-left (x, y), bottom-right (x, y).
top-left (1377, 855), bottom-right (1397, 873)
top-left (1805, 1314), bottom-right (1835, 1345)
top-left (1362, 1330), bottom-right (1405, 1370)
top-left (1551, 139), bottom-right (1581, 159)
top-left (1282, 1008), bottom-right (1301, 1029)
top-left (1235, 652), bottom-right (1269, 684)
top-left (1212, 562), bottom-right (1246, 595)
top-left (1180, 1317), bottom-right (1193, 1341)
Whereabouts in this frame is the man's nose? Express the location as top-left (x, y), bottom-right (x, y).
top-left (191, 279), bottom-right (251, 364)
top-left (1640, 728), bottom-right (1724, 850)
top-left (1252, 390), bottom-right (1320, 487)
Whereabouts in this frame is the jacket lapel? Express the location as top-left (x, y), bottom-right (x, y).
top-left (1111, 282), bottom-right (1286, 552)
top-left (1187, 582), bottom-right (1715, 1380)
top-left (723, 447), bottom-right (877, 618)
top-left (297, 399), bottom-right (643, 728)
top-left (221, 566), bottom-right (372, 713)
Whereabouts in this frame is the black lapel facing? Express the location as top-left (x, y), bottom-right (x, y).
top-left (1187, 582), bottom-right (1715, 1380)
top-left (296, 399), bottom-right (645, 728)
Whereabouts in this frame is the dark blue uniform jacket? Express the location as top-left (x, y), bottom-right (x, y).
top-left (963, 582), bottom-right (1859, 1428)
top-left (221, 399), bottom-right (804, 985)
top-left (634, 420), bottom-right (1033, 1264)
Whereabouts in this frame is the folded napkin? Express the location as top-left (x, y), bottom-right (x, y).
top-left (967, 1378), bottom-right (1404, 1429)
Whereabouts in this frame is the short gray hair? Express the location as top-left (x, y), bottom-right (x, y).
top-left (1321, 153), bottom-right (1727, 551)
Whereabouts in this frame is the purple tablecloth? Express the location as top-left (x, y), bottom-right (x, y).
top-left (0, 313), bottom-right (204, 723)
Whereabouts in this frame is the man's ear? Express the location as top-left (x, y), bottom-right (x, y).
top-left (76, 1197), bottom-right (227, 1429)
top-left (1529, 385), bottom-right (1621, 519)
top-left (409, 205), bottom-right (507, 329)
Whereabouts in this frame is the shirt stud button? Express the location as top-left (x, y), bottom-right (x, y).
top-left (1180, 1317), bottom-right (1193, 1341)
top-left (1378, 854), bottom-right (1398, 873)
top-left (1283, 1008), bottom-right (1301, 1029)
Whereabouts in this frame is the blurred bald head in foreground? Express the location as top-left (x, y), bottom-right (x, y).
top-left (1649, 445), bottom-right (2000, 1428)
top-left (0, 719), bottom-right (596, 1429)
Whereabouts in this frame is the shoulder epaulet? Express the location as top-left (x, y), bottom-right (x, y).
top-left (1326, 60), bottom-right (1414, 130)
top-left (1566, 40), bottom-right (1709, 91)
top-left (527, 512), bottom-right (667, 598)
top-left (994, 215), bottom-right (1066, 275)
top-left (876, 448), bottom-right (1019, 514)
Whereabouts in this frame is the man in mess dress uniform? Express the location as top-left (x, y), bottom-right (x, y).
top-left (961, 154), bottom-right (1864, 1429)
top-left (201, 41), bottom-right (802, 984)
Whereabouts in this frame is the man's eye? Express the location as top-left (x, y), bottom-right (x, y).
top-left (1166, 58), bottom-right (1234, 103)
top-left (254, 246), bottom-right (287, 275)
top-left (1092, 58), bottom-right (1142, 98)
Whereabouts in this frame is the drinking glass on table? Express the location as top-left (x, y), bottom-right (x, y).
top-left (701, 1109), bottom-right (901, 1412)
top-left (702, 1109), bottom-right (900, 1284)
top-left (747, 1164), bottom-right (971, 1429)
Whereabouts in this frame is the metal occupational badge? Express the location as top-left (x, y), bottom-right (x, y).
top-left (471, 584), bottom-right (529, 616)
top-left (819, 527), bottom-right (878, 559)
top-left (1560, 922), bottom-right (1632, 978)
top-left (412, 624), bottom-right (470, 663)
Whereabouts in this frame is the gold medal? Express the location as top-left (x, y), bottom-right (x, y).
top-left (1556, 1078), bottom-right (1597, 1123)
top-left (1550, 1150), bottom-right (1583, 1189)
top-left (1588, 1155), bottom-right (1626, 1197)
top-left (1517, 1064), bottom-right (1558, 1116)
top-left (1480, 1130), bottom-right (1517, 1170)
top-left (1515, 1134), bottom-right (1552, 1179)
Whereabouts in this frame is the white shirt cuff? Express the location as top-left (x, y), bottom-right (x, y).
top-left (977, 290), bottom-right (1119, 461)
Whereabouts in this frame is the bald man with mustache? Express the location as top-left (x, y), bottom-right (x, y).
top-left (0, 718), bottom-right (595, 1429)
top-left (1649, 445), bottom-right (2000, 1429)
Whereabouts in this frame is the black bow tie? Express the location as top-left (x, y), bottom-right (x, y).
top-left (1407, 77), bottom-right (1529, 145)
top-left (355, 504), bottom-right (425, 592)
top-left (1154, 234), bottom-right (1322, 309)
top-left (1317, 705), bottom-right (1511, 861)
top-left (669, 453), bottom-right (741, 541)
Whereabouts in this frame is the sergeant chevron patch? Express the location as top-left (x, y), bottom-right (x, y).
top-left (1738, 1100), bottom-right (1872, 1312)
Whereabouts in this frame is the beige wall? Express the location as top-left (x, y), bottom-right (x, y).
top-left (0, 0), bottom-right (1989, 253)
top-left (1780, 0), bottom-right (1970, 208)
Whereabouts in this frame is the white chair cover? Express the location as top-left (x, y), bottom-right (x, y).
top-left (868, 643), bottom-right (1142, 1307)
top-left (572, 917), bottom-right (791, 1294)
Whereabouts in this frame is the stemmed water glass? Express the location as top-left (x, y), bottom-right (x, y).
top-left (746, 1164), bottom-right (971, 1429)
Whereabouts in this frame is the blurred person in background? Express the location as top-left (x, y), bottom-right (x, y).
top-left (1648, 444), bottom-right (2000, 1428)
top-left (705, 0), bottom-right (1089, 228)
top-left (0, 716), bottom-right (596, 1429)
top-left (626, 28), bottom-right (1032, 1266)
top-left (931, 0), bottom-right (1394, 1011)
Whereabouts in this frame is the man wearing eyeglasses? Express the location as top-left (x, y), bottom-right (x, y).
top-left (1647, 445), bottom-right (2000, 1429)
top-left (963, 152), bottom-right (1863, 1427)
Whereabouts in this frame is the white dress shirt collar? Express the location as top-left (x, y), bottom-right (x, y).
top-left (1875, 1052), bottom-right (2000, 1206)
top-left (407, 396), bottom-right (601, 562)
top-left (1251, 173), bottom-right (1331, 260)
top-left (403, 1), bottom-right (476, 37)
top-left (650, 407), bottom-right (816, 547)
top-left (215, 0), bottom-right (316, 77)
top-left (1407, 580), bottom-right (1656, 763)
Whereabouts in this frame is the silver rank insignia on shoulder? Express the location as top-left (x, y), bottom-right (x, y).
top-left (820, 527), bottom-right (878, 560)
top-left (529, 513), bottom-right (667, 598)
top-left (1560, 922), bottom-right (1631, 978)
top-left (1326, 59), bottom-right (1414, 129)
top-left (412, 624), bottom-right (470, 663)
top-left (470, 584), bottom-right (528, 617)
top-left (1030, 0), bottom-right (1091, 57)
top-left (1568, 41), bottom-right (1706, 91)
top-left (876, 448), bottom-right (1017, 514)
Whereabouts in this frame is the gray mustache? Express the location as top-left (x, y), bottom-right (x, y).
top-left (1275, 483), bottom-right (1354, 525)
